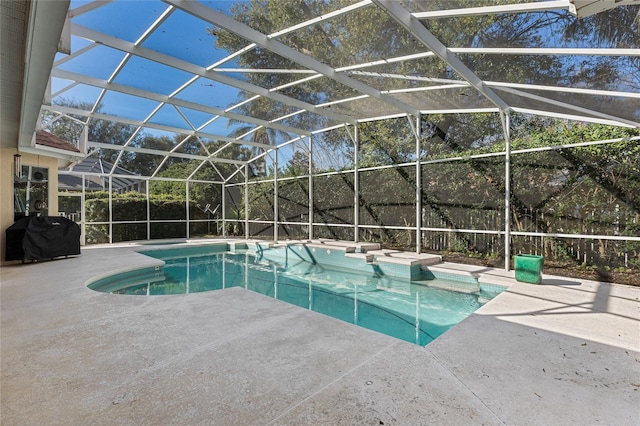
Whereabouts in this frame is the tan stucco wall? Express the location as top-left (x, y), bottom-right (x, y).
top-left (1, 148), bottom-right (58, 265)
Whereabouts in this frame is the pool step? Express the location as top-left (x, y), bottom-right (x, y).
top-left (305, 243), bottom-right (356, 253)
top-left (367, 250), bottom-right (442, 266)
top-left (228, 241), bottom-right (249, 252)
top-left (310, 239), bottom-right (381, 253)
top-left (423, 262), bottom-right (515, 288)
top-left (375, 256), bottom-right (439, 267)
top-left (425, 263), bottom-right (478, 279)
top-left (345, 252), bottom-right (375, 262)
top-left (347, 251), bottom-right (442, 270)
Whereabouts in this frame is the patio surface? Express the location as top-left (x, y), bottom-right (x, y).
top-left (1, 242), bottom-right (639, 425)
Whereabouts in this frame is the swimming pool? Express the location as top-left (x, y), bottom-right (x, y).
top-left (89, 244), bottom-right (505, 346)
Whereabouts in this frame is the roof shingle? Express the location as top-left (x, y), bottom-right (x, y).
top-left (36, 130), bottom-right (80, 153)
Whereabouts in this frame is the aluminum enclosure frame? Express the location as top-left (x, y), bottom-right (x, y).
top-left (18, 0), bottom-right (639, 271)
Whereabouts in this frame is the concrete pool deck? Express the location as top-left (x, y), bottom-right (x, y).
top-left (1, 242), bottom-right (639, 425)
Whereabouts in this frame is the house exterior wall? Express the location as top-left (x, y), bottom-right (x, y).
top-left (1, 147), bottom-right (58, 265)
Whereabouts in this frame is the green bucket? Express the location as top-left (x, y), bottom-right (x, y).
top-left (514, 254), bottom-right (544, 284)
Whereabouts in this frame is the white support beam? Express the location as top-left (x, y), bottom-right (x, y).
top-left (411, 114), bottom-right (422, 254)
top-left (68, 1), bottom-right (113, 18)
top-left (487, 80), bottom-right (640, 99)
top-left (135, 5), bottom-right (175, 46)
top-left (570, 0), bottom-right (640, 18)
top-left (340, 45), bottom-right (639, 77)
top-left (146, 182), bottom-right (150, 239)
top-left (108, 176), bottom-right (113, 243)
top-left (352, 125), bottom-right (360, 243)
top-left (51, 81), bottom-right (79, 99)
top-left (213, 68), bottom-right (316, 74)
top-left (53, 43), bottom-right (97, 67)
top-left (419, 107), bottom-right (500, 115)
top-left (244, 164), bottom-right (249, 240)
top-left (373, 0), bottom-right (510, 112)
top-left (186, 181), bottom-right (190, 238)
top-left (501, 110), bottom-right (512, 271)
top-left (267, 0), bottom-right (372, 39)
top-left (165, 0), bottom-right (421, 117)
top-left (274, 148), bottom-right (279, 242)
top-left (59, 170), bottom-right (223, 184)
top-left (89, 142), bottom-right (246, 166)
top-left (511, 107), bottom-right (638, 127)
top-left (412, 0), bottom-right (571, 19)
top-left (494, 86), bottom-right (640, 128)
top-left (222, 179), bottom-right (227, 237)
top-left (383, 84), bottom-right (469, 95)
top-left (450, 47), bottom-right (640, 56)
top-left (308, 134), bottom-right (314, 241)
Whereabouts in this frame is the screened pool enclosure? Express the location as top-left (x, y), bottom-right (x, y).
top-left (44, 0), bottom-right (639, 272)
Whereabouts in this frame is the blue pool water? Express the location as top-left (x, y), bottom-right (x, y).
top-left (89, 245), bottom-right (504, 346)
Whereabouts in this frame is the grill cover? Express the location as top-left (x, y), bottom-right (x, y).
top-left (5, 216), bottom-right (81, 262)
